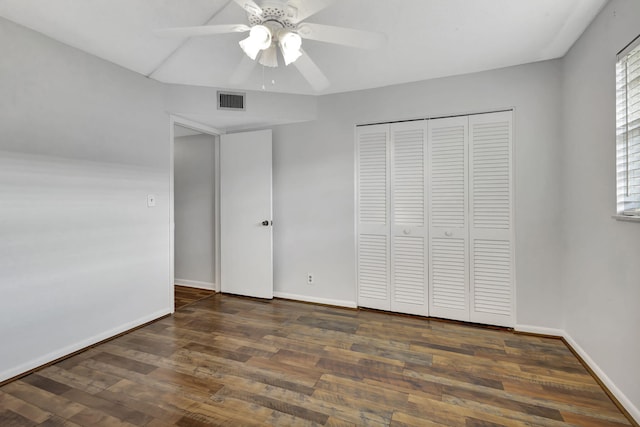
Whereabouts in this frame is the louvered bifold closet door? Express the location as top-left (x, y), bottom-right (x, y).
top-left (428, 116), bottom-right (470, 322)
top-left (469, 111), bottom-right (514, 327)
top-left (390, 121), bottom-right (428, 315)
top-left (357, 124), bottom-right (391, 310)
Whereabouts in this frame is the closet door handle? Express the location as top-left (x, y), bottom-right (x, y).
top-left (444, 231), bottom-right (453, 237)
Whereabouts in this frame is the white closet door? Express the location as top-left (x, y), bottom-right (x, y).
top-left (357, 124), bottom-right (391, 310)
top-left (469, 111), bottom-right (514, 327)
top-left (428, 116), bottom-right (470, 321)
top-left (390, 121), bottom-right (427, 315)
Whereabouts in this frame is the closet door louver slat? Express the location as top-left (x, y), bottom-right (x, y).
top-left (469, 112), bottom-right (514, 327)
top-left (358, 234), bottom-right (389, 301)
top-left (357, 125), bottom-right (391, 310)
top-left (428, 116), bottom-right (470, 321)
top-left (390, 122), bottom-right (428, 315)
top-left (431, 237), bottom-right (467, 311)
top-left (472, 240), bottom-right (512, 316)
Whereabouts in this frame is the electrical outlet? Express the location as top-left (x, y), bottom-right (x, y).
top-left (307, 273), bottom-right (314, 285)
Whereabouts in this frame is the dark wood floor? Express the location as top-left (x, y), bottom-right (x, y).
top-left (0, 294), bottom-right (633, 426)
top-left (174, 286), bottom-right (216, 310)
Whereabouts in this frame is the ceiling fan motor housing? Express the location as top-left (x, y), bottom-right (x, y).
top-left (247, 1), bottom-right (298, 30)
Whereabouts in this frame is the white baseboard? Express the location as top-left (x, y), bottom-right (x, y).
top-left (273, 292), bottom-right (357, 309)
top-left (562, 332), bottom-right (640, 424)
top-left (175, 278), bottom-right (216, 291)
top-left (0, 307), bottom-right (171, 383)
top-left (515, 324), bottom-right (564, 337)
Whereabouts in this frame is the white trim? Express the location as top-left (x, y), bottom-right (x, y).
top-left (175, 279), bottom-right (215, 290)
top-left (171, 115), bottom-right (224, 136)
top-left (617, 33), bottom-right (640, 60)
top-left (353, 124), bottom-right (359, 312)
top-left (510, 107), bottom-right (518, 326)
top-left (169, 115), bottom-right (224, 309)
top-left (169, 120), bottom-right (175, 313)
top-left (273, 292), bottom-right (357, 309)
top-left (612, 214), bottom-right (640, 223)
top-left (0, 308), bottom-right (171, 383)
top-left (213, 135), bottom-right (221, 293)
top-left (515, 324), bottom-right (564, 337)
top-left (563, 332), bottom-right (640, 424)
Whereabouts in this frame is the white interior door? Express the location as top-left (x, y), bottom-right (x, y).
top-left (220, 129), bottom-right (273, 299)
top-left (356, 124), bottom-right (391, 310)
top-left (428, 116), bottom-right (470, 322)
top-left (390, 121), bottom-right (428, 316)
top-left (469, 111), bottom-right (514, 327)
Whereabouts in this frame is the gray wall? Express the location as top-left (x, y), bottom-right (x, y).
top-left (0, 17), bottom-right (170, 380)
top-left (273, 60), bottom-right (565, 328)
top-left (174, 134), bottom-right (216, 288)
top-left (561, 0), bottom-right (640, 418)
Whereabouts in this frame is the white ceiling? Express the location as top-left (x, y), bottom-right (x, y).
top-left (0, 0), bottom-right (607, 96)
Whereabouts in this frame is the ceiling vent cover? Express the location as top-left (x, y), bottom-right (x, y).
top-left (218, 91), bottom-right (246, 111)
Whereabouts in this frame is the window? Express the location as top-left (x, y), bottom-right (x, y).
top-left (616, 35), bottom-right (640, 216)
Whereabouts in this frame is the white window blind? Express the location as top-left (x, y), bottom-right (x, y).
top-left (616, 35), bottom-right (640, 215)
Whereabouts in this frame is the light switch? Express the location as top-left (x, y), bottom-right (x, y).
top-left (147, 194), bottom-right (156, 207)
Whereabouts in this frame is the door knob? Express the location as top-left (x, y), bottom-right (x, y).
top-left (261, 220), bottom-right (271, 226)
top-left (445, 231), bottom-right (453, 237)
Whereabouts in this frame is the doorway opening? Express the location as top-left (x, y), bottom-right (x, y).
top-left (169, 116), bottom-right (222, 312)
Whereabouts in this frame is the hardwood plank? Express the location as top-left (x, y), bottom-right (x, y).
top-left (1, 381), bottom-right (87, 419)
top-left (350, 342), bottom-right (434, 367)
top-left (21, 373), bottom-right (72, 395)
top-left (441, 386), bottom-right (564, 421)
top-left (38, 415), bottom-right (83, 427)
top-left (61, 388), bottom-right (153, 425)
top-left (324, 416), bottom-right (360, 427)
top-left (90, 352), bottom-right (157, 375)
top-left (0, 409), bottom-right (37, 427)
top-left (0, 391), bottom-right (52, 424)
top-left (315, 374), bottom-right (410, 410)
top-left (67, 406), bottom-right (140, 427)
top-left (95, 389), bottom-right (184, 425)
top-left (560, 411), bottom-right (634, 427)
top-left (174, 286), bottom-right (215, 310)
top-left (218, 388), bottom-right (330, 424)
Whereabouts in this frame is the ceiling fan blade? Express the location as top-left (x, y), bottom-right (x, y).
top-left (155, 24), bottom-right (250, 38)
top-left (293, 49), bottom-right (330, 91)
top-left (297, 23), bottom-right (386, 50)
top-left (233, 0), bottom-right (263, 16)
top-left (229, 55), bottom-right (258, 86)
top-left (288, 0), bottom-right (338, 23)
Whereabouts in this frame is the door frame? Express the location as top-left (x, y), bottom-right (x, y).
top-left (169, 115), bottom-right (224, 312)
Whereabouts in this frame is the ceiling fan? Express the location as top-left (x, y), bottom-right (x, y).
top-left (155, 0), bottom-right (386, 91)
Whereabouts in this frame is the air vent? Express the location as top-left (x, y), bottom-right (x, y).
top-left (218, 91), bottom-right (246, 111)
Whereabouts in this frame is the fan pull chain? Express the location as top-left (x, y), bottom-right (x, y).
top-left (261, 65), bottom-right (276, 90)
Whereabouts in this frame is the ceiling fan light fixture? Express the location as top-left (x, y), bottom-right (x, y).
top-left (239, 25), bottom-right (272, 60)
top-left (259, 43), bottom-right (278, 68)
top-left (280, 31), bottom-right (303, 66)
